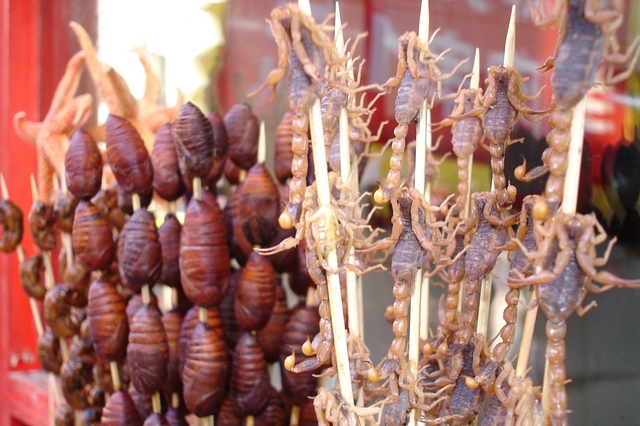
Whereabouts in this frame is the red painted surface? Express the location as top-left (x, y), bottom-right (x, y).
top-left (0, 0), bottom-right (96, 423)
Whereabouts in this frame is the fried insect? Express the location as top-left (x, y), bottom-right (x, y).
top-left (105, 114), bottom-right (154, 196)
top-left (457, 192), bottom-right (518, 344)
top-left (127, 303), bottom-right (169, 395)
top-left (161, 308), bottom-right (183, 395)
top-left (101, 390), bottom-right (143, 426)
top-left (73, 200), bottom-right (116, 271)
top-left (29, 200), bottom-right (57, 251)
top-left (274, 110), bottom-right (295, 183)
top-left (53, 189), bottom-right (79, 233)
top-left (60, 355), bottom-right (94, 410)
top-left (235, 252), bottom-right (277, 332)
top-left (256, 284), bottom-right (290, 363)
top-left (20, 254), bottom-right (46, 300)
top-left (508, 212), bottom-right (640, 424)
top-left (480, 65), bottom-right (546, 209)
top-left (37, 329), bottom-right (63, 374)
top-left (520, 0), bottom-right (640, 214)
top-left (180, 190), bottom-right (229, 308)
top-left (88, 278), bottom-right (129, 362)
top-left (151, 123), bottom-right (185, 201)
top-left (65, 129), bottom-right (103, 200)
top-left (182, 321), bottom-right (230, 417)
top-left (118, 208), bottom-right (162, 291)
top-left (224, 103), bottom-right (259, 170)
top-left (45, 283), bottom-right (86, 338)
top-left (0, 198), bottom-right (23, 253)
top-left (435, 88), bottom-right (484, 215)
top-left (158, 213), bottom-right (181, 288)
top-left (378, 31), bottom-right (467, 202)
top-left (231, 332), bottom-right (272, 416)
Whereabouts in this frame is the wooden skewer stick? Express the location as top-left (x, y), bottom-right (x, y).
top-left (408, 3), bottom-right (430, 425)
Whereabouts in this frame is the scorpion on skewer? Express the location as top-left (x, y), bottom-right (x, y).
top-left (376, 31), bottom-right (468, 203)
top-left (480, 65), bottom-right (547, 210)
top-left (508, 212), bottom-right (640, 425)
top-left (261, 173), bottom-right (380, 373)
top-left (518, 0), bottom-right (640, 215)
top-left (250, 3), bottom-right (383, 226)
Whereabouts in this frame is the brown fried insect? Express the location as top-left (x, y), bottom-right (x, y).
top-left (53, 189), bottom-right (79, 233)
top-left (151, 123), bottom-right (185, 201)
top-left (29, 200), bottom-right (57, 251)
top-left (178, 305), bottom-right (224, 374)
top-left (73, 200), bottom-right (116, 271)
top-left (0, 198), bottom-right (23, 253)
top-left (235, 252), bottom-right (278, 332)
top-left (65, 128), bottom-right (103, 200)
top-left (79, 408), bottom-right (102, 426)
top-left (217, 393), bottom-right (244, 426)
top-left (117, 184), bottom-right (153, 215)
top-left (274, 110), bottom-right (295, 183)
top-left (180, 190), bottom-right (229, 307)
top-left (378, 31), bottom-right (468, 202)
top-left (60, 354), bottom-right (94, 410)
top-left (480, 65), bottom-right (546, 209)
top-left (144, 414), bottom-right (170, 426)
top-left (519, 0), bottom-right (640, 214)
top-left (165, 407), bottom-right (189, 426)
top-left (182, 321), bottom-right (230, 417)
top-left (457, 192), bottom-right (518, 344)
top-left (172, 102), bottom-right (215, 181)
top-left (364, 188), bottom-right (450, 395)
top-left (315, 386), bottom-right (382, 426)
top-left (231, 331), bottom-right (272, 416)
top-left (118, 208), bottom-right (162, 292)
top-left (158, 213), bottom-right (182, 288)
top-left (45, 283), bottom-right (86, 338)
top-left (254, 388), bottom-right (286, 426)
top-left (37, 329), bottom-right (63, 374)
top-left (55, 402), bottom-right (75, 426)
top-left (88, 278), bottom-right (128, 362)
top-left (20, 254), bottom-right (46, 300)
top-left (105, 114), bottom-right (154, 196)
top-left (127, 303), bottom-right (169, 394)
top-left (237, 162), bottom-right (281, 247)
top-left (434, 87), bottom-right (484, 215)
top-left (508, 212), bottom-right (640, 424)
top-left (101, 390), bottom-right (143, 426)
top-left (224, 103), bottom-right (259, 170)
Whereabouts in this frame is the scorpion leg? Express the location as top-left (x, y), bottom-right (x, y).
top-left (529, 0), bottom-right (567, 29)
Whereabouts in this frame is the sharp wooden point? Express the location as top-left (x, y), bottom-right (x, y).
top-left (418, 0), bottom-right (430, 42)
top-left (470, 48), bottom-right (480, 89)
top-left (335, 2), bottom-right (345, 53)
top-left (0, 173), bottom-right (8, 200)
top-left (504, 5), bottom-right (516, 67)
top-left (298, 0), bottom-right (312, 16)
top-left (30, 174), bottom-right (39, 203)
top-left (258, 120), bottom-right (266, 164)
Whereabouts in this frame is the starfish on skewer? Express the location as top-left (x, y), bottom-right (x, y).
top-left (13, 51), bottom-right (93, 202)
top-left (70, 21), bottom-right (184, 150)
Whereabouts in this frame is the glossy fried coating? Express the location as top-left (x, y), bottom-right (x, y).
top-left (88, 278), bottom-right (128, 362)
top-left (53, 189), bottom-right (79, 233)
top-left (151, 123), bottom-right (185, 201)
top-left (65, 129), bottom-right (103, 199)
top-left (20, 254), bottom-right (46, 300)
top-left (0, 198), bottom-right (23, 253)
top-left (101, 390), bottom-right (143, 426)
top-left (37, 329), bottom-right (62, 374)
top-left (73, 200), bottom-right (116, 271)
top-left (29, 200), bottom-right (57, 251)
top-left (44, 284), bottom-right (86, 338)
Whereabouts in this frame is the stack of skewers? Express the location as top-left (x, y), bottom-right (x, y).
top-left (1, 0), bottom-right (639, 425)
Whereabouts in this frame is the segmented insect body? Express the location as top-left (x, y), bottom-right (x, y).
top-left (439, 88), bottom-right (485, 215)
top-left (493, 196), bottom-right (538, 363)
top-left (380, 34), bottom-right (432, 202)
top-left (482, 66), bottom-right (546, 209)
top-left (521, 0), bottom-right (640, 214)
top-left (0, 199), bottom-right (23, 253)
top-left (508, 213), bottom-right (640, 424)
top-left (459, 192), bottom-right (517, 343)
